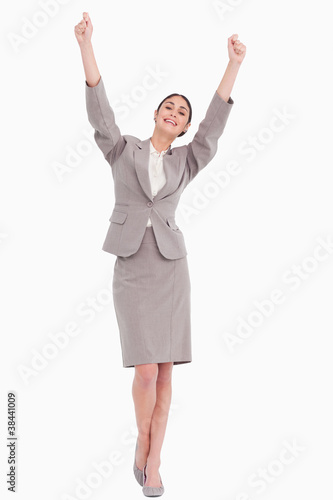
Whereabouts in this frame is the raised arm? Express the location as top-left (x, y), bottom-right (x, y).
top-left (185, 33), bottom-right (246, 183)
top-left (216, 34), bottom-right (246, 102)
top-left (75, 12), bottom-right (123, 163)
top-left (75, 12), bottom-right (100, 87)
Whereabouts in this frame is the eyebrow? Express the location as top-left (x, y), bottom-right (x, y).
top-left (165, 101), bottom-right (188, 113)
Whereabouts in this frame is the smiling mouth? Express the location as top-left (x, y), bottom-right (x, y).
top-left (164, 119), bottom-right (177, 126)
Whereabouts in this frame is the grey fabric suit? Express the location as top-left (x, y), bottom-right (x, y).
top-left (85, 75), bottom-right (234, 260)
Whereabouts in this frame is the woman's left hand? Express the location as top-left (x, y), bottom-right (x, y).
top-left (228, 34), bottom-right (246, 64)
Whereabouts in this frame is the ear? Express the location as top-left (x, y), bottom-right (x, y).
top-left (184, 123), bottom-right (191, 133)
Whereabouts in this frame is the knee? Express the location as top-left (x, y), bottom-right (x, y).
top-left (135, 363), bottom-right (158, 387)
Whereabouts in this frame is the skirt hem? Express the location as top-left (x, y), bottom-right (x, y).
top-left (123, 359), bottom-right (192, 368)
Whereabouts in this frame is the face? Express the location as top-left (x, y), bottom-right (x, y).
top-left (154, 95), bottom-right (191, 137)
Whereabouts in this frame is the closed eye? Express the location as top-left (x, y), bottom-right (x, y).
top-left (166, 106), bottom-right (185, 116)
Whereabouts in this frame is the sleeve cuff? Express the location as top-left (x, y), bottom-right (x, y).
top-left (85, 75), bottom-right (102, 88)
top-left (215, 90), bottom-right (234, 105)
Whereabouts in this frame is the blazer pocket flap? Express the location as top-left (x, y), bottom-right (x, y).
top-left (109, 210), bottom-right (128, 224)
top-left (167, 217), bottom-right (179, 230)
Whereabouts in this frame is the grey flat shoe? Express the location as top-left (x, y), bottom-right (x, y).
top-left (133, 440), bottom-right (144, 486)
top-left (142, 463), bottom-right (165, 497)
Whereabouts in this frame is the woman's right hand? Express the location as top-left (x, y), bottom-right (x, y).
top-left (74, 12), bottom-right (93, 45)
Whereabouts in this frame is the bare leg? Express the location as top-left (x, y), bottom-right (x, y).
top-left (145, 362), bottom-right (173, 487)
top-left (132, 363), bottom-right (159, 470)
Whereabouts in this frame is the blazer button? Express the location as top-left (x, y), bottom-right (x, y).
top-left (147, 201), bottom-right (153, 207)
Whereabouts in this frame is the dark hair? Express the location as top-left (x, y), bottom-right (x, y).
top-left (156, 93), bottom-right (192, 138)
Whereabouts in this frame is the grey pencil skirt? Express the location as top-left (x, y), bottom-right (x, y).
top-left (112, 225), bottom-right (192, 368)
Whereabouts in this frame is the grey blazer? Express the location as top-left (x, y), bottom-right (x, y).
top-left (85, 75), bottom-right (234, 260)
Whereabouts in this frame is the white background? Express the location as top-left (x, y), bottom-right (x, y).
top-left (1, 0), bottom-right (333, 498)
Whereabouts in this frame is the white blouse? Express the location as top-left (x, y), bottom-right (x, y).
top-left (146, 139), bottom-right (171, 227)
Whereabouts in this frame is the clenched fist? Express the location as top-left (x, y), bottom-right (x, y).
top-left (74, 12), bottom-right (93, 45)
top-left (228, 34), bottom-right (246, 64)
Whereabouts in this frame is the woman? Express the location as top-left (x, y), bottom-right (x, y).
top-left (74, 12), bottom-right (246, 497)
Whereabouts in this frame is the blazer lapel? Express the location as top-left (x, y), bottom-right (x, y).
top-left (134, 138), bottom-right (181, 202)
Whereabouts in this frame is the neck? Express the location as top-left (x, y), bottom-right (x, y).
top-left (150, 132), bottom-right (173, 153)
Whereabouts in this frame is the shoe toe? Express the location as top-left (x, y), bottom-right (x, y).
top-left (142, 466), bottom-right (164, 496)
